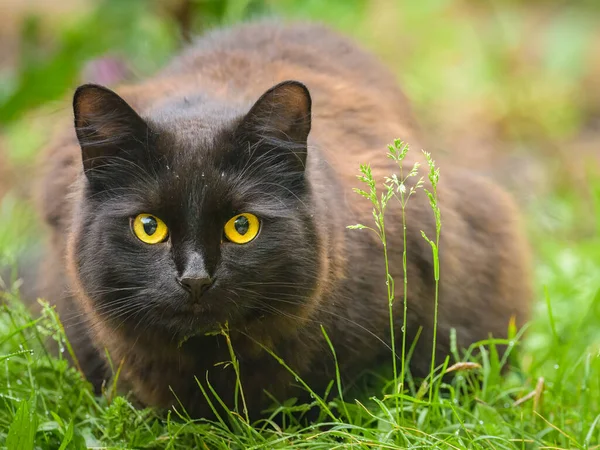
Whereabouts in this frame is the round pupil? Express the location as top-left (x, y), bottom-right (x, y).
top-left (141, 216), bottom-right (158, 236)
top-left (234, 216), bottom-right (250, 235)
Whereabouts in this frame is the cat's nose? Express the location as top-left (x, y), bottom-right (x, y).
top-left (178, 275), bottom-right (213, 295)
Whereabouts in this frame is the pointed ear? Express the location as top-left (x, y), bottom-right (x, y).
top-left (73, 84), bottom-right (152, 185)
top-left (236, 80), bottom-right (311, 172)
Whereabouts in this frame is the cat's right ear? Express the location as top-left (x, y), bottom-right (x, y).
top-left (73, 84), bottom-right (152, 185)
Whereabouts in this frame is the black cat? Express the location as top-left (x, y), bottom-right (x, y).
top-left (35, 21), bottom-right (532, 419)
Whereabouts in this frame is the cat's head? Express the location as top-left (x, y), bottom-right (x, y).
top-left (69, 81), bottom-right (322, 341)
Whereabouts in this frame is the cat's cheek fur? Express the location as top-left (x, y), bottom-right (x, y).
top-left (71, 202), bottom-right (174, 328)
top-left (217, 213), bottom-right (321, 322)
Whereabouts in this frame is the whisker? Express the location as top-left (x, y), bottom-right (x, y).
top-left (228, 287), bottom-right (393, 354)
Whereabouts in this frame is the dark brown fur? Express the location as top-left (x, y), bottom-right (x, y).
top-left (36, 21), bottom-right (531, 418)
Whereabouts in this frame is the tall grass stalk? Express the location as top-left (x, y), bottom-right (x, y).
top-left (218, 322), bottom-right (249, 423)
top-left (348, 163), bottom-right (397, 418)
top-left (386, 141), bottom-right (424, 419)
top-left (349, 140), bottom-right (424, 422)
top-left (419, 151), bottom-right (441, 404)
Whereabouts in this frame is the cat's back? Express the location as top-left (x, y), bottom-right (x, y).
top-left (159, 20), bottom-right (421, 185)
top-left (166, 21), bottom-right (418, 144)
top-left (167, 20), bottom-right (406, 99)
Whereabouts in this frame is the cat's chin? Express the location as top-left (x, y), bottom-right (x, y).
top-left (96, 291), bottom-right (243, 343)
top-left (156, 307), bottom-right (240, 340)
top-left (172, 316), bottom-right (227, 337)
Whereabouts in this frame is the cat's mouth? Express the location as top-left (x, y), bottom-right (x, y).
top-left (161, 298), bottom-right (238, 337)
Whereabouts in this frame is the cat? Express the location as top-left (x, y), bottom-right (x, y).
top-left (36, 20), bottom-right (532, 419)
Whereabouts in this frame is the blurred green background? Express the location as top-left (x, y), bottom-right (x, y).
top-left (0, 0), bottom-right (599, 366)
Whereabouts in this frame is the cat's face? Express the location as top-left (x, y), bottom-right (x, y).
top-left (70, 81), bottom-right (321, 340)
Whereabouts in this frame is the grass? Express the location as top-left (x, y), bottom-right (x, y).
top-left (1, 0), bottom-right (600, 448)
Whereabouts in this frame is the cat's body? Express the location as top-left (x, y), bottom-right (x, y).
top-left (37, 21), bottom-right (531, 418)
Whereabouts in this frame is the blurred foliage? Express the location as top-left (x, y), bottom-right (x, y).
top-left (0, 0), bottom-right (179, 124)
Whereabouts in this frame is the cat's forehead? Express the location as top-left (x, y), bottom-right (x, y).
top-left (115, 92), bottom-right (304, 219)
top-left (138, 118), bottom-right (244, 215)
top-left (142, 125), bottom-right (283, 223)
top-left (146, 98), bottom-right (245, 167)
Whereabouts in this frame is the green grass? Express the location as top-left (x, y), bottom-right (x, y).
top-left (1, 0), bottom-right (600, 448)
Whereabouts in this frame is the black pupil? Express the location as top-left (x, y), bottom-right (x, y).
top-left (234, 216), bottom-right (250, 235)
top-left (141, 216), bottom-right (158, 236)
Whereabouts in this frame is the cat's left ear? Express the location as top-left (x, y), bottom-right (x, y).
top-left (73, 84), bottom-right (152, 185)
top-left (236, 80), bottom-right (311, 172)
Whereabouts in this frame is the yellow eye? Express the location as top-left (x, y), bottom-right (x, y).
top-left (132, 214), bottom-right (169, 244)
top-left (224, 213), bottom-right (260, 244)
